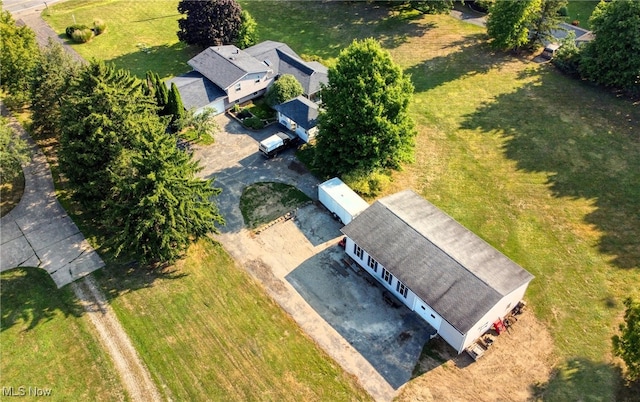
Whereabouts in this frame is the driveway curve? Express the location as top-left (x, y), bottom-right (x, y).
top-left (0, 114), bottom-right (105, 287)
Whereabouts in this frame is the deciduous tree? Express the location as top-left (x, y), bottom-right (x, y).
top-left (177, 0), bottom-right (243, 47)
top-left (236, 10), bottom-right (257, 49)
top-left (579, 0), bottom-right (640, 94)
top-left (0, 10), bottom-right (39, 108)
top-left (314, 38), bottom-right (416, 177)
top-left (486, 0), bottom-right (542, 51)
top-left (613, 298), bottom-right (640, 381)
top-left (264, 74), bottom-right (304, 107)
top-left (529, 0), bottom-right (568, 47)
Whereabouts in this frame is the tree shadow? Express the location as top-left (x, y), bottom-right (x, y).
top-left (460, 68), bottom-right (640, 269)
top-left (0, 267), bottom-right (82, 332)
top-left (405, 33), bottom-right (508, 93)
top-left (532, 357), bottom-right (637, 401)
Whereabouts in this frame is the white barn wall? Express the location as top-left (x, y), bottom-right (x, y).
top-left (459, 281), bottom-right (531, 351)
top-left (438, 320), bottom-right (466, 353)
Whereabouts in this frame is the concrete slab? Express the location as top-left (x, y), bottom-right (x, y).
top-left (22, 215), bottom-right (80, 250)
top-left (0, 236), bottom-right (37, 271)
top-left (0, 219), bottom-right (24, 244)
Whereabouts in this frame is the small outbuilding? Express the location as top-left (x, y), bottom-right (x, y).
top-left (274, 95), bottom-right (319, 143)
top-left (341, 190), bottom-right (534, 353)
top-left (318, 178), bottom-right (369, 225)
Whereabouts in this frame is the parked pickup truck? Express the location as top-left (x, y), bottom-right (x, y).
top-left (258, 131), bottom-right (298, 158)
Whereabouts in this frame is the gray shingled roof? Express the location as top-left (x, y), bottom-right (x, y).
top-left (166, 71), bottom-right (226, 111)
top-left (274, 95), bottom-right (319, 130)
top-left (244, 40), bottom-right (328, 96)
top-left (188, 45), bottom-right (269, 90)
top-left (341, 190), bottom-right (534, 334)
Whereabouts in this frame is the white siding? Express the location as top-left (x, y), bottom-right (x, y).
top-left (438, 320), bottom-right (465, 353)
top-left (459, 281), bottom-right (530, 352)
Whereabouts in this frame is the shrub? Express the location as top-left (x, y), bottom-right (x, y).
top-left (65, 24), bottom-right (90, 38)
top-left (93, 19), bottom-right (107, 35)
top-left (243, 116), bottom-right (264, 130)
top-left (558, 6), bottom-right (568, 17)
top-left (342, 169), bottom-right (390, 198)
top-left (552, 32), bottom-right (582, 77)
top-left (71, 28), bottom-right (94, 44)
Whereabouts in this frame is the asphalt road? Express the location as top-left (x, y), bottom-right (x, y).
top-left (4, 0), bottom-right (64, 16)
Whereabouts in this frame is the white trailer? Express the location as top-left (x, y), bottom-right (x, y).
top-left (318, 178), bottom-right (369, 225)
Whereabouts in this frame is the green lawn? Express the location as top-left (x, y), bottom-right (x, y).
top-left (1, 268), bottom-right (124, 401)
top-left (566, 0), bottom-right (600, 29)
top-left (42, 1), bottom-right (640, 400)
top-left (95, 239), bottom-right (371, 401)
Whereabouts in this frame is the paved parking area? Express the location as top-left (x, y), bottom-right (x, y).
top-left (199, 116), bottom-right (435, 400)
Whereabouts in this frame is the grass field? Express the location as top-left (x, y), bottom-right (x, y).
top-left (566, 0), bottom-right (599, 29)
top-left (41, 1), bottom-right (640, 400)
top-left (1, 268), bottom-right (124, 401)
top-left (94, 239), bottom-right (371, 401)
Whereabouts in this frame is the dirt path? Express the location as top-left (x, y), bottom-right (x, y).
top-left (72, 276), bottom-right (162, 402)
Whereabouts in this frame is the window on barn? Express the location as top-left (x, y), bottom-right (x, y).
top-left (353, 244), bottom-right (364, 259)
top-left (367, 256), bottom-right (378, 272)
top-left (381, 268), bottom-right (393, 285)
top-left (235, 83), bottom-right (241, 91)
top-left (396, 281), bottom-right (408, 298)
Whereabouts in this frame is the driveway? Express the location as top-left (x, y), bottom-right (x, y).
top-left (197, 115), bottom-right (435, 400)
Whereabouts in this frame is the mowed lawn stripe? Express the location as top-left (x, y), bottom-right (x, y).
top-left (98, 240), bottom-right (370, 401)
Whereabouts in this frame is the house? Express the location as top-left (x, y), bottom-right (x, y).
top-left (341, 190), bottom-right (534, 354)
top-left (274, 96), bottom-right (319, 143)
top-left (168, 41), bottom-right (327, 115)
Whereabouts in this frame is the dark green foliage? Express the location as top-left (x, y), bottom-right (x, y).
top-left (30, 39), bottom-right (80, 140)
top-left (0, 10), bottom-right (40, 108)
top-left (106, 120), bottom-right (224, 264)
top-left (65, 24), bottom-right (90, 38)
top-left (552, 31), bottom-right (581, 77)
top-left (314, 38), bottom-right (416, 177)
top-left (0, 116), bottom-right (29, 184)
top-left (558, 6), bottom-right (568, 17)
top-left (486, 0), bottom-right (542, 50)
top-left (59, 60), bottom-right (224, 264)
top-left (236, 9), bottom-right (257, 49)
top-left (579, 0), bottom-right (640, 95)
top-left (529, 0), bottom-right (568, 47)
top-left (613, 298), bottom-right (640, 381)
top-left (264, 74), bottom-right (303, 107)
top-left (167, 82), bottom-right (186, 130)
top-left (92, 19), bottom-right (106, 35)
top-left (243, 116), bottom-right (264, 130)
top-left (155, 73), bottom-right (169, 114)
top-left (177, 0), bottom-right (243, 47)
top-left (59, 61), bottom-right (157, 211)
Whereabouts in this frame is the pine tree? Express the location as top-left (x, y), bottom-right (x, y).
top-left (30, 39), bottom-right (80, 140)
top-left (314, 38), bottom-right (416, 177)
top-left (59, 61), bottom-right (157, 210)
top-left (168, 82), bottom-right (186, 131)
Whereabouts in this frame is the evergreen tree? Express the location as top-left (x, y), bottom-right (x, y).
top-left (314, 38), bottom-right (416, 177)
top-left (0, 116), bottom-right (30, 185)
top-left (59, 61), bottom-right (157, 211)
top-left (30, 39), bottom-right (80, 139)
top-left (486, 0), bottom-right (542, 51)
top-left (168, 82), bottom-right (186, 131)
top-left (154, 73), bottom-right (170, 115)
top-left (177, 0), bottom-right (243, 47)
top-left (579, 0), bottom-right (640, 95)
top-left (107, 118), bottom-right (224, 263)
top-left (0, 10), bottom-right (40, 108)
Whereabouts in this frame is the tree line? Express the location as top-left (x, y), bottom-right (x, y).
top-left (1, 9), bottom-right (224, 265)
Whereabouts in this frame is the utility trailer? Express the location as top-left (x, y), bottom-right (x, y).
top-left (317, 177), bottom-right (369, 225)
